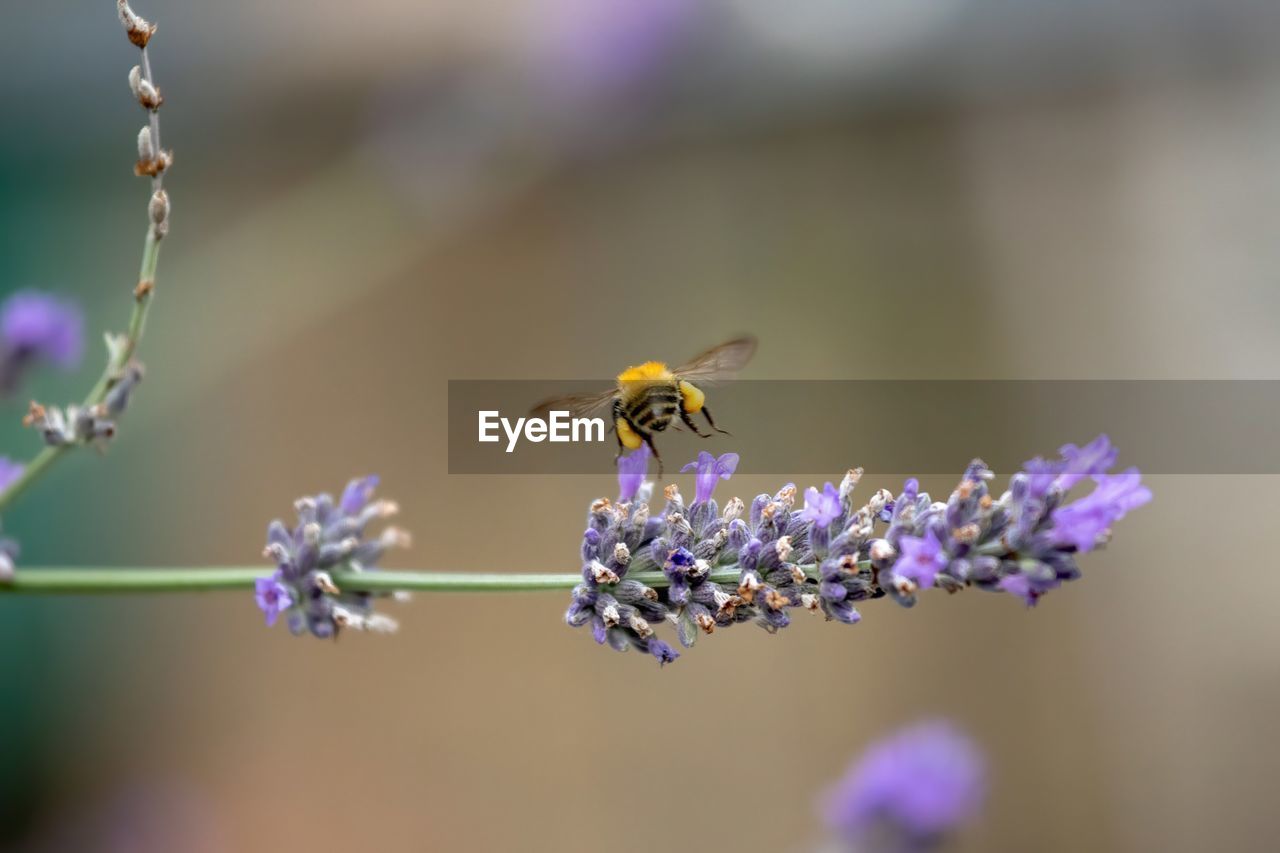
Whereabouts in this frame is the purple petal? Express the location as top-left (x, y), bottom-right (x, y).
top-left (339, 475), bottom-right (380, 516)
top-left (0, 458), bottom-right (25, 492)
top-left (824, 721), bottom-right (986, 842)
top-left (617, 445), bottom-right (652, 502)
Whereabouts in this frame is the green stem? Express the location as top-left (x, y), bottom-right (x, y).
top-left (3, 568), bottom-right (265, 594)
top-left (84, 229), bottom-right (161, 405)
top-left (0, 564), bottom-right (830, 595)
top-left (0, 447), bottom-right (68, 514)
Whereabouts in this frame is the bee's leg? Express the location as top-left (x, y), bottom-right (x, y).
top-left (613, 419), bottom-right (629, 465)
top-left (680, 409), bottom-right (712, 438)
top-left (701, 405), bottom-right (731, 436)
top-left (640, 430), bottom-right (664, 478)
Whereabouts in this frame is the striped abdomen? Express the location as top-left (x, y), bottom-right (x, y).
top-left (622, 381), bottom-right (681, 432)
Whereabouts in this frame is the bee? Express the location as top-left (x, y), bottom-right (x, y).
top-left (530, 336), bottom-right (757, 475)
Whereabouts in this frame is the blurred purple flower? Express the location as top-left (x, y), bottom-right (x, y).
top-left (617, 445), bottom-right (651, 502)
top-left (254, 570), bottom-right (293, 627)
top-left (538, 0), bottom-right (697, 102)
top-left (824, 721), bottom-right (986, 846)
top-left (799, 481), bottom-right (842, 528)
top-left (0, 290), bottom-right (84, 394)
top-left (681, 450), bottom-right (738, 504)
top-left (1050, 468), bottom-right (1151, 552)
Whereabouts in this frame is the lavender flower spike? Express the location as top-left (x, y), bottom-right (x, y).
top-left (680, 450), bottom-right (738, 504)
top-left (0, 290), bottom-right (84, 395)
top-left (563, 434), bottom-right (1148, 662)
top-left (823, 721), bottom-right (986, 848)
top-left (258, 476), bottom-right (408, 637)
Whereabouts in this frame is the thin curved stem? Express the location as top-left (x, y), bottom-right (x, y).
top-left (0, 47), bottom-right (165, 515)
top-left (0, 564), bottom-right (836, 595)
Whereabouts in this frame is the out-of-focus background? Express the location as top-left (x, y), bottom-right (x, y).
top-left (2, 1), bottom-right (1278, 850)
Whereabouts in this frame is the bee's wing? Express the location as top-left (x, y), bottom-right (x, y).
top-left (527, 388), bottom-right (617, 420)
top-left (672, 335), bottom-right (758, 382)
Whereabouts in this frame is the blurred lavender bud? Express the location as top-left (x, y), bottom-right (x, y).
top-left (100, 361), bottom-right (144, 418)
top-left (838, 467), bottom-right (864, 502)
top-left (79, 408), bottom-right (116, 442)
top-left (313, 571), bottom-right (340, 595)
top-left (599, 600), bottom-right (621, 628)
top-left (257, 476), bottom-right (409, 637)
top-left (627, 612), bottom-right (654, 638)
top-left (103, 332), bottom-right (129, 364)
top-left (128, 65), bottom-right (163, 109)
top-left (612, 542), bottom-right (631, 568)
top-left (148, 189), bottom-right (170, 236)
top-left (22, 401), bottom-right (75, 447)
top-left (364, 613), bottom-right (400, 634)
top-left (868, 539), bottom-right (895, 568)
top-left (721, 496), bottom-right (744, 522)
top-left (136, 126), bottom-right (154, 162)
top-left (117, 0), bottom-right (156, 48)
top-left (589, 560), bottom-right (620, 585)
top-left (135, 148), bottom-right (172, 179)
top-left (936, 574), bottom-right (965, 594)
